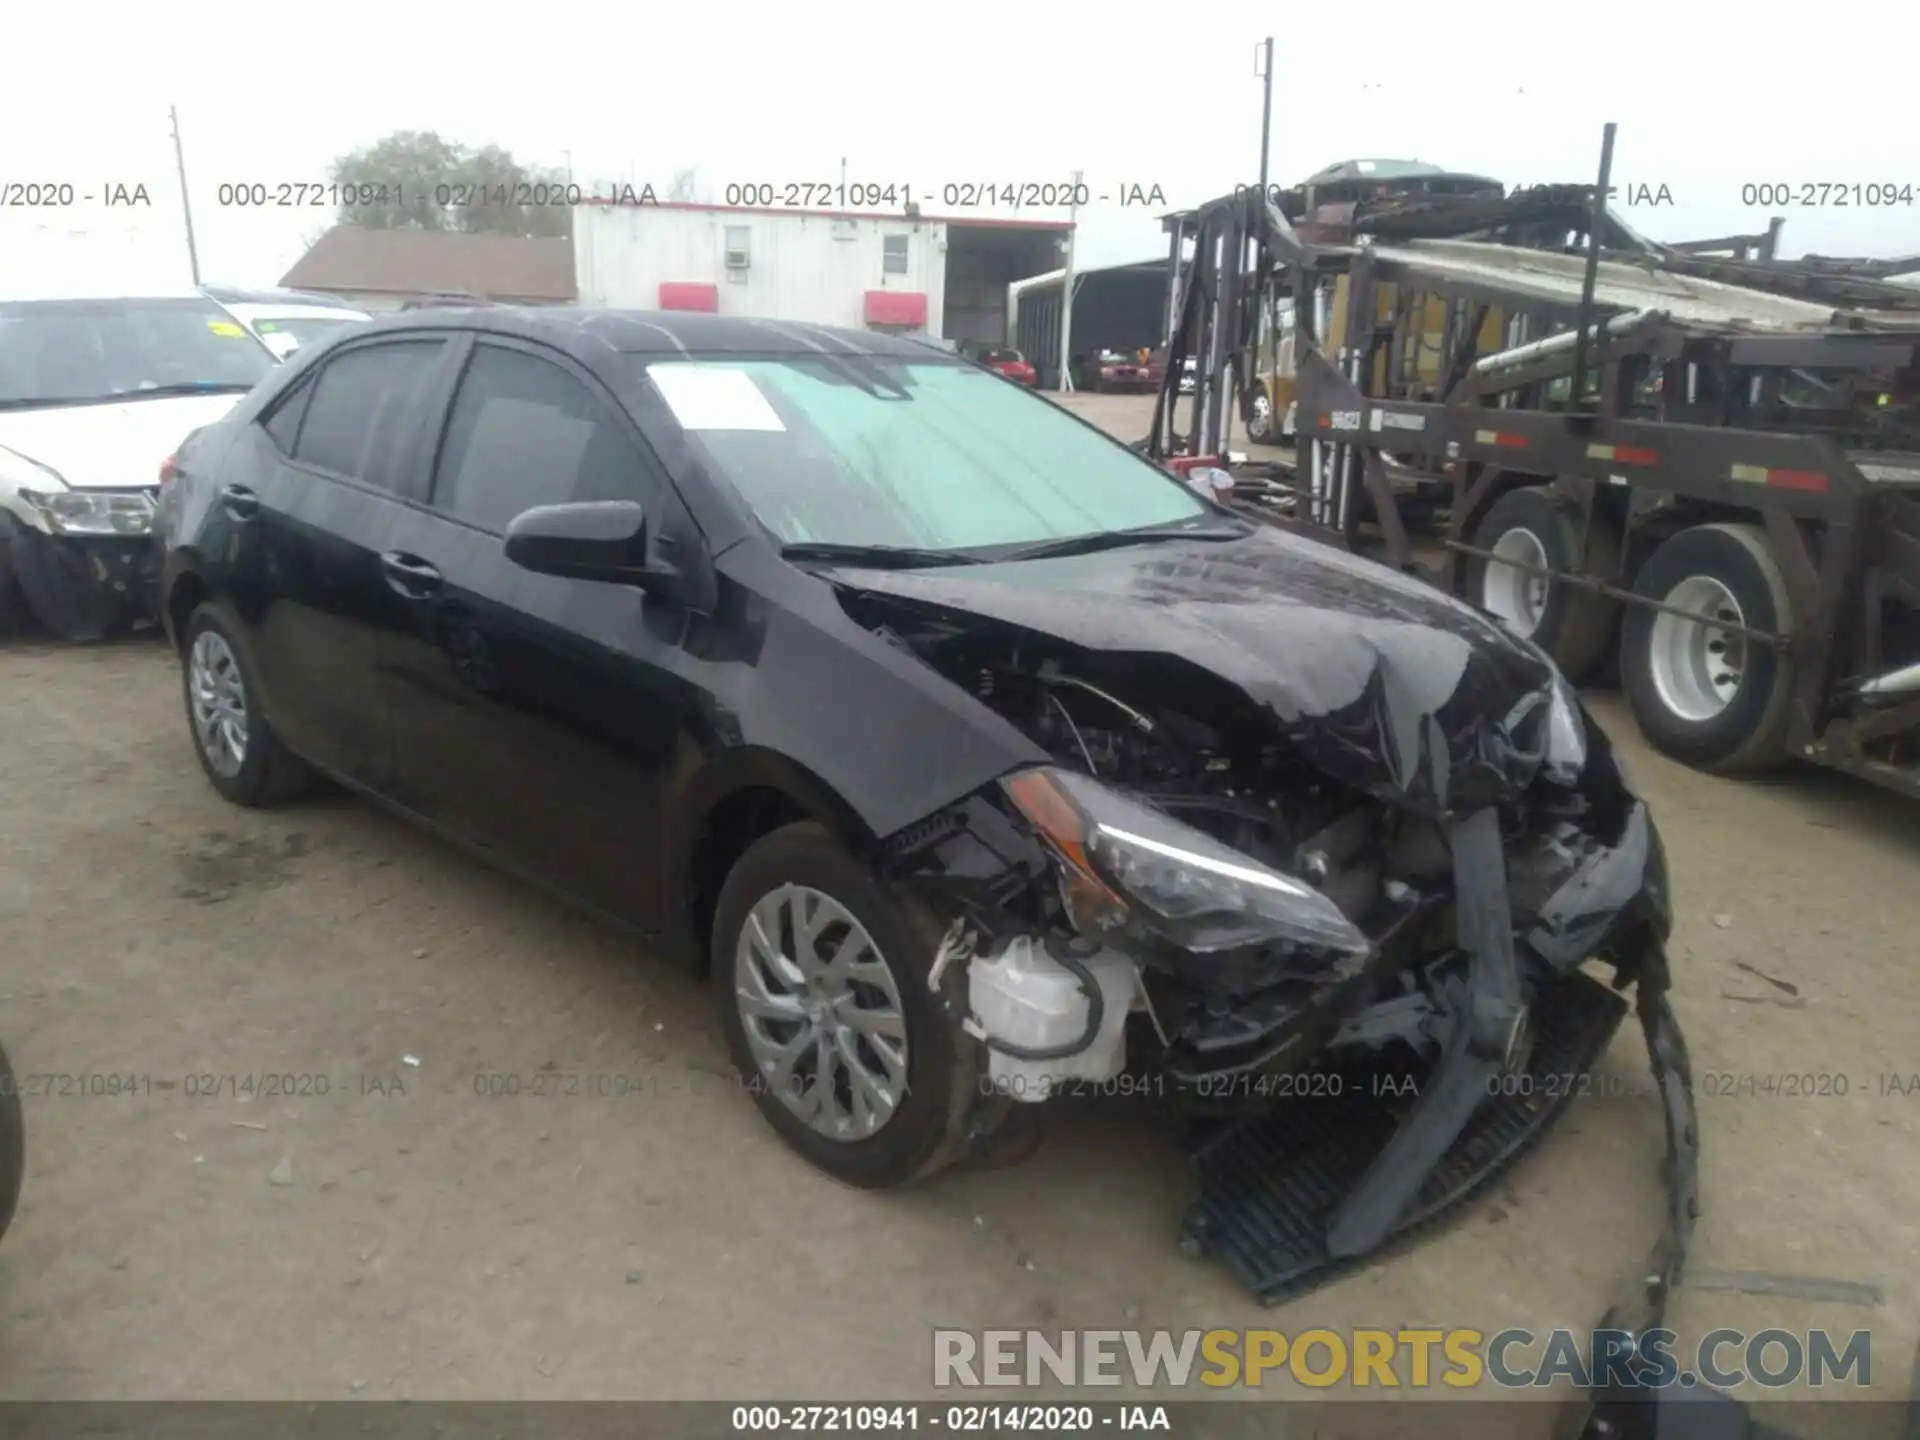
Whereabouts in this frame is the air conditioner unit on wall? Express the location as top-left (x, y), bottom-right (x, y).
top-left (723, 223), bottom-right (752, 272)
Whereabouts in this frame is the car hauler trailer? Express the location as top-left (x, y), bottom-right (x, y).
top-left (1148, 147), bottom-right (1920, 801)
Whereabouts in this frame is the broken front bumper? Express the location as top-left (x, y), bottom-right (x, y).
top-left (2, 525), bottom-right (161, 640)
top-left (895, 755), bottom-right (1697, 1440)
top-left (1178, 796), bottom-right (1692, 1285)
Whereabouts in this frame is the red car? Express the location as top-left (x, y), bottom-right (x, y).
top-left (977, 346), bottom-right (1038, 386)
top-left (1077, 347), bottom-right (1154, 393)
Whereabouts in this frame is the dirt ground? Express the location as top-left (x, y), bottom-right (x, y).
top-left (1, 394), bottom-right (1916, 1427)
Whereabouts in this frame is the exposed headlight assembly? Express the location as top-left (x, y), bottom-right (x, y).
top-left (17, 487), bottom-right (155, 537)
top-left (1001, 766), bottom-right (1371, 958)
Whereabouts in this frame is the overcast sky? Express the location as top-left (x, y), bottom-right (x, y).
top-left (4, 0), bottom-right (1917, 292)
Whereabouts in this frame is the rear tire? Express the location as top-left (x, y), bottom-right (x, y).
top-left (182, 603), bottom-right (319, 807)
top-left (1467, 486), bottom-right (1623, 683)
top-left (1621, 523), bottom-right (1796, 773)
top-left (711, 821), bottom-right (979, 1189)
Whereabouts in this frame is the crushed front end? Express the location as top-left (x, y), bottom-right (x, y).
top-left (871, 615), bottom-right (1695, 1324)
top-left (0, 486), bottom-right (162, 640)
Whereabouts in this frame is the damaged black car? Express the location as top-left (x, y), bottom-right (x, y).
top-left (154, 309), bottom-right (1695, 1309)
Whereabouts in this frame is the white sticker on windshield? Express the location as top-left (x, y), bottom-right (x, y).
top-left (648, 365), bottom-right (786, 432)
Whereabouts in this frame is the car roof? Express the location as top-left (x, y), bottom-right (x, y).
top-left (352, 307), bottom-right (955, 361)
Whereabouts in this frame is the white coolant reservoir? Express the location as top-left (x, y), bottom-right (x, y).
top-left (966, 937), bottom-right (1137, 1102)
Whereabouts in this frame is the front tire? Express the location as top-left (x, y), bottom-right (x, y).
top-left (1621, 523), bottom-right (1797, 773)
top-left (711, 821), bottom-right (979, 1188)
top-left (1467, 486), bottom-right (1623, 683)
top-left (182, 603), bottom-right (318, 807)
top-left (0, 540), bottom-right (30, 637)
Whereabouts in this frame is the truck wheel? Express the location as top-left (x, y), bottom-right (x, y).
top-left (1467, 487), bottom-right (1622, 682)
top-left (0, 1039), bottom-right (22, 1245)
top-left (711, 821), bottom-right (979, 1189)
top-left (1622, 523), bottom-right (1796, 773)
top-left (1247, 390), bottom-right (1275, 442)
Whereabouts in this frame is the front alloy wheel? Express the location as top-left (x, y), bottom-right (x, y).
top-left (711, 821), bottom-right (980, 1188)
top-left (733, 883), bottom-right (909, 1141)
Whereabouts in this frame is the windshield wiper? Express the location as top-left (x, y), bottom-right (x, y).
top-left (780, 541), bottom-right (986, 569)
top-left (1001, 520), bottom-right (1249, 563)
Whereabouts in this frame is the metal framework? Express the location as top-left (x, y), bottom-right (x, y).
top-left (1147, 144), bottom-right (1920, 800)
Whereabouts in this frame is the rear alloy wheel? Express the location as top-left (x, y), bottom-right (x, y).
top-left (182, 604), bottom-right (318, 807)
top-left (1622, 523), bottom-right (1797, 773)
top-left (712, 821), bottom-right (978, 1188)
top-left (1466, 486), bottom-right (1623, 683)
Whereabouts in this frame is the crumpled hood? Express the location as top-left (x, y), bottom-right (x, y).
top-left (828, 525), bottom-right (1566, 815)
top-left (0, 393), bottom-right (245, 490)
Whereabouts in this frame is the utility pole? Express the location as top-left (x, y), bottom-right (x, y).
top-left (169, 104), bottom-right (201, 286)
top-left (1256, 37), bottom-right (1275, 192)
top-left (1057, 170), bottom-right (1082, 393)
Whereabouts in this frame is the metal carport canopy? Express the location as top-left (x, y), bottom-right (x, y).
top-left (1009, 257), bottom-right (1171, 389)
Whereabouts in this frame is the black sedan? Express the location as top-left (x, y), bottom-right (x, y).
top-left (152, 309), bottom-right (1686, 1291)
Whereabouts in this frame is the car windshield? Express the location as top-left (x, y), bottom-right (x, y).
top-left (981, 349), bottom-right (1021, 364)
top-left (250, 315), bottom-right (365, 349)
top-left (1097, 349), bottom-right (1134, 363)
top-left (0, 297), bottom-right (274, 406)
top-left (643, 355), bottom-right (1208, 555)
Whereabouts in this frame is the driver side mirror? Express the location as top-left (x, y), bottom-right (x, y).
top-left (504, 500), bottom-right (677, 592)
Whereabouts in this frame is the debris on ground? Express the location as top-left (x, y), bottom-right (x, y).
top-left (1732, 960), bottom-right (1799, 996)
top-left (1690, 1270), bottom-right (1883, 1306)
top-left (1720, 992), bottom-right (1807, 1009)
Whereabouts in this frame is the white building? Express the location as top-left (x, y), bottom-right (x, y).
top-left (572, 201), bottom-right (1066, 348)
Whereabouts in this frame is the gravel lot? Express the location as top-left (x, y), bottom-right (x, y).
top-left (0, 394), bottom-right (1914, 1425)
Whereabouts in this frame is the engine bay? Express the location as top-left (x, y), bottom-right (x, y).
top-left (870, 618), bottom-right (1451, 932)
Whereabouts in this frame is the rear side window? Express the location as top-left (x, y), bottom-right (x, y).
top-left (293, 339), bottom-right (446, 486)
top-left (431, 344), bottom-right (659, 533)
top-left (261, 375), bottom-right (314, 454)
